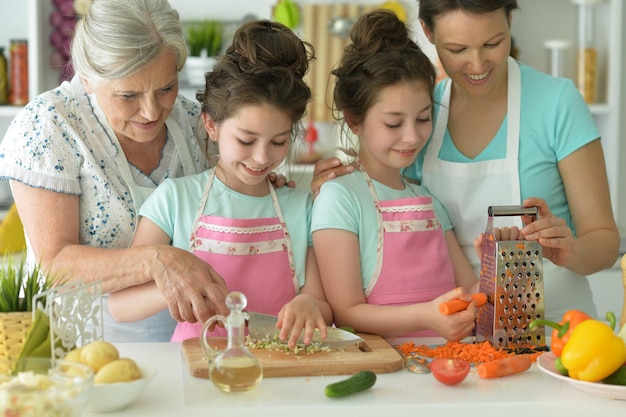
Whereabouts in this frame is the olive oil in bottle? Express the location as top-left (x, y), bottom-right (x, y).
top-left (201, 291), bottom-right (263, 393)
top-left (209, 355), bottom-right (263, 393)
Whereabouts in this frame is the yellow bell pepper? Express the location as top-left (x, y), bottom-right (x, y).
top-left (560, 312), bottom-right (626, 382)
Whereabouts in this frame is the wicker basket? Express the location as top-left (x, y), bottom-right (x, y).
top-left (0, 311), bottom-right (32, 372)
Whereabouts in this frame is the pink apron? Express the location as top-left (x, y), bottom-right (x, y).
top-left (359, 163), bottom-right (456, 337)
top-left (170, 170), bottom-right (299, 342)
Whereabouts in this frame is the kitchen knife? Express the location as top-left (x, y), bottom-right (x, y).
top-left (246, 312), bottom-right (363, 350)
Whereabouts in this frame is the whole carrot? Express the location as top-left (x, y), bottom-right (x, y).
top-left (476, 355), bottom-right (532, 379)
top-left (439, 293), bottom-right (488, 315)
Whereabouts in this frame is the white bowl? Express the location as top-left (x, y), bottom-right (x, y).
top-left (86, 363), bottom-right (157, 413)
top-left (0, 358), bottom-right (94, 417)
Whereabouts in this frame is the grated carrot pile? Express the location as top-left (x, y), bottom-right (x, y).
top-left (396, 341), bottom-right (544, 364)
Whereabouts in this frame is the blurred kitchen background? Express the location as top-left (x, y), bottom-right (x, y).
top-left (0, 0), bottom-right (624, 315)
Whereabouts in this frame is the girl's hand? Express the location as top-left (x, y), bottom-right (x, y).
top-left (520, 197), bottom-right (575, 267)
top-left (473, 226), bottom-right (523, 258)
top-left (430, 288), bottom-right (477, 342)
top-left (311, 157), bottom-right (355, 197)
top-left (276, 295), bottom-right (328, 349)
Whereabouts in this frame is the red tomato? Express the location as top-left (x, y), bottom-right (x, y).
top-left (430, 358), bottom-right (470, 385)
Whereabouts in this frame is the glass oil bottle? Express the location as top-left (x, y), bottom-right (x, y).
top-left (201, 291), bottom-right (262, 393)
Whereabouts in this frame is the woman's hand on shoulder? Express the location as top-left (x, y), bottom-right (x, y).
top-left (268, 172), bottom-right (295, 189)
top-left (311, 157), bottom-right (355, 197)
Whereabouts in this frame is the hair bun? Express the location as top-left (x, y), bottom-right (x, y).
top-left (226, 20), bottom-right (312, 78)
top-left (198, 19), bottom-right (313, 130)
top-left (349, 9), bottom-right (412, 57)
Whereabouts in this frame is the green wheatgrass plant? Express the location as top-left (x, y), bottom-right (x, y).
top-left (0, 257), bottom-right (51, 313)
top-left (186, 20), bottom-right (223, 57)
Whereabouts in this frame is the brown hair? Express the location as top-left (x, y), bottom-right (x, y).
top-left (331, 9), bottom-right (436, 129)
top-left (418, 0), bottom-right (519, 33)
top-left (197, 20), bottom-right (314, 139)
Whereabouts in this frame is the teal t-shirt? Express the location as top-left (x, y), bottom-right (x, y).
top-left (403, 61), bottom-right (600, 234)
top-left (311, 170), bottom-right (452, 290)
top-left (138, 169), bottom-right (313, 288)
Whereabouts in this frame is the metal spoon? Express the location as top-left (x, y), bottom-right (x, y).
top-left (404, 356), bottom-right (430, 374)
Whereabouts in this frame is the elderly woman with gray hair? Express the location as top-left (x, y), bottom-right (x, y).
top-left (0, 0), bottom-right (229, 342)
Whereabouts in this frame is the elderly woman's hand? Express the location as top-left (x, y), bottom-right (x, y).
top-left (150, 246), bottom-right (230, 323)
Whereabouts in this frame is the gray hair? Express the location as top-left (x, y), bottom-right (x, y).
top-left (71, 0), bottom-right (187, 82)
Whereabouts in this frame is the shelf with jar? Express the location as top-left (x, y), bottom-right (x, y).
top-left (0, 0), bottom-right (73, 133)
top-left (0, 40), bottom-right (29, 116)
top-left (510, 0), bottom-right (624, 228)
top-left (512, 0), bottom-right (615, 105)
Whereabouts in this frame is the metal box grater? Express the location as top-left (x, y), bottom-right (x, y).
top-left (476, 206), bottom-right (545, 348)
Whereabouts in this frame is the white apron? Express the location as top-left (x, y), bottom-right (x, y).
top-left (422, 57), bottom-right (597, 321)
top-left (92, 98), bottom-right (198, 342)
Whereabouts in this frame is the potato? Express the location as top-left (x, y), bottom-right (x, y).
top-left (94, 358), bottom-right (142, 384)
top-left (60, 347), bottom-right (87, 376)
top-left (63, 362), bottom-right (93, 378)
top-left (63, 347), bottom-right (82, 364)
top-left (80, 340), bottom-right (120, 372)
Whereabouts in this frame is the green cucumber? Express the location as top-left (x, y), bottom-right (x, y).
top-left (338, 326), bottom-right (356, 334)
top-left (603, 366), bottom-right (626, 386)
top-left (324, 370), bottom-right (377, 398)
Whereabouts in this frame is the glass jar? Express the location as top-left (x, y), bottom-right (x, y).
top-left (9, 39), bottom-right (28, 106)
top-left (544, 40), bottom-right (571, 79)
top-left (0, 47), bottom-right (8, 105)
top-left (573, 0), bottom-right (603, 103)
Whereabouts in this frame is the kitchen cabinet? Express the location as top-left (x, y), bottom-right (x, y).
top-left (0, 1), bottom-right (28, 136)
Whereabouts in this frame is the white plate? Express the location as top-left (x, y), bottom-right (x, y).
top-left (536, 352), bottom-right (626, 400)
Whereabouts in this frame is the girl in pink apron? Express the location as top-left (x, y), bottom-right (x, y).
top-left (311, 10), bottom-right (479, 341)
top-left (108, 20), bottom-right (332, 349)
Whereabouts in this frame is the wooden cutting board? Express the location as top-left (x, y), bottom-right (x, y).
top-left (181, 333), bottom-right (404, 378)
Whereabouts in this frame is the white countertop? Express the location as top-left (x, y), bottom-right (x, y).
top-left (82, 338), bottom-right (626, 417)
